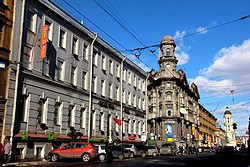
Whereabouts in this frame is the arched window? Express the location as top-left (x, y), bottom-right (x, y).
top-left (167, 108), bottom-right (172, 116)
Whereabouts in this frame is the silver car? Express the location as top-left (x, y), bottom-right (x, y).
top-left (118, 143), bottom-right (137, 158)
top-left (147, 145), bottom-right (159, 157)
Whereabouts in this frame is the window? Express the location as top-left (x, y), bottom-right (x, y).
top-left (133, 75), bottom-right (136, 87)
top-left (142, 99), bottom-right (145, 110)
top-left (72, 36), bottom-right (79, 55)
top-left (101, 54), bottom-right (106, 71)
top-left (128, 72), bottom-right (131, 84)
top-left (167, 82), bottom-right (171, 89)
top-left (166, 64), bottom-right (171, 69)
top-left (45, 19), bottom-right (53, 41)
top-left (80, 107), bottom-right (86, 131)
top-left (99, 112), bottom-right (104, 131)
top-left (133, 120), bottom-right (136, 134)
top-left (101, 79), bottom-right (105, 96)
top-left (71, 66), bottom-right (76, 86)
top-left (142, 80), bottom-right (145, 92)
top-left (82, 71), bottom-right (86, 90)
top-left (116, 63), bottom-right (120, 78)
top-left (122, 89), bottom-right (126, 103)
top-left (166, 48), bottom-right (170, 56)
top-left (59, 28), bottom-right (66, 49)
top-left (93, 76), bottom-right (97, 93)
top-left (133, 95), bottom-right (136, 108)
top-left (26, 10), bottom-right (36, 32)
top-left (109, 59), bottom-right (113, 74)
top-left (123, 68), bottom-right (126, 81)
top-left (93, 50), bottom-right (98, 66)
top-left (109, 83), bottom-right (113, 99)
top-left (23, 45), bottom-right (33, 69)
top-left (138, 97), bottom-right (141, 109)
top-left (22, 94), bottom-right (30, 122)
top-left (54, 101), bottom-right (62, 125)
top-left (42, 54), bottom-right (50, 76)
top-left (38, 98), bottom-right (48, 125)
top-left (138, 78), bottom-right (141, 90)
top-left (68, 104), bottom-right (75, 127)
top-left (167, 94), bottom-right (172, 101)
top-left (167, 108), bottom-right (172, 116)
top-left (128, 92), bottom-right (131, 105)
top-left (116, 86), bottom-right (119, 101)
top-left (83, 44), bottom-right (88, 61)
top-left (57, 59), bottom-right (64, 81)
top-left (128, 119), bottom-right (131, 134)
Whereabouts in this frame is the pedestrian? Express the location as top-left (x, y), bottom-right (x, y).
top-left (179, 145), bottom-right (183, 155)
top-left (4, 140), bottom-right (11, 163)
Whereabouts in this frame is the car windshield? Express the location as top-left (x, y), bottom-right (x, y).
top-left (162, 144), bottom-right (171, 147)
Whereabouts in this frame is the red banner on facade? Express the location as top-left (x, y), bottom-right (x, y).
top-left (40, 25), bottom-right (48, 59)
top-left (113, 118), bottom-right (122, 126)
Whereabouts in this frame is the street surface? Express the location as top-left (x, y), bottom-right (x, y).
top-left (3, 153), bottom-right (250, 167)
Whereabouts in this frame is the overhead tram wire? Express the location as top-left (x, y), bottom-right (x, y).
top-left (94, 0), bottom-right (159, 60)
top-left (62, 0), bottom-right (151, 69)
top-left (120, 14), bottom-right (250, 54)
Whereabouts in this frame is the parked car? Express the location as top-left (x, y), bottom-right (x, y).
top-left (118, 143), bottom-right (137, 158)
top-left (108, 145), bottom-right (130, 159)
top-left (134, 145), bottom-right (148, 157)
top-left (48, 142), bottom-right (98, 162)
top-left (94, 144), bottom-right (106, 161)
top-left (160, 142), bottom-right (177, 155)
top-left (0, 143), bottom-right (3, 167)
top-left (146, 145), bottom-right (159, 157)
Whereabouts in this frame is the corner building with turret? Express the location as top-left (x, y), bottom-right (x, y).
top-left (147, 36), bottom-right (200, 146)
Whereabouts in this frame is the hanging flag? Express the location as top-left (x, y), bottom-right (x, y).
top-left (40, 25), bottom-right (48, 59)
top-left (113, 118), bottom-right (122, 126)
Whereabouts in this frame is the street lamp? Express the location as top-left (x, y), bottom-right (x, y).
top-left (87, 33), bottom-right (98, 143)
top-left (145, 75), bottom-right (150, 140)
top-left (120, 57), bottom-right (126, 141)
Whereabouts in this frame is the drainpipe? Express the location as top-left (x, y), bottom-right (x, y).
top-left (120, 57), bottom-right (126, 141)
top-left (10, 0), bottom-right (26, 145)
top-left (145, 75), bottom-right (150, 140)
top-left (87, 33), bottom-right (98, 143)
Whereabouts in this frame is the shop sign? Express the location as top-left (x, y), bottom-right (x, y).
top-left (21, 131), bottom-right (28, 140)
top-left (48, 132), bottom-right (58, 141)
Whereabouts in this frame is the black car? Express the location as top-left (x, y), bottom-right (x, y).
top-left (108, 145), bottom-right (130, 159)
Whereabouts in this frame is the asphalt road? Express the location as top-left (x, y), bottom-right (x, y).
top-left (4, 153), bottom-right (250, 167)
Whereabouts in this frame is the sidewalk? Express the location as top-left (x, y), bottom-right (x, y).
top-left (2, 159), bottom-right (49, 166)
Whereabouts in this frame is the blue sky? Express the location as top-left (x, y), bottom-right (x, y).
top-left (52, 0), bottom-right (250, 136)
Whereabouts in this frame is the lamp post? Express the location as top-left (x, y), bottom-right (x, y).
top-left (145, 75), bottom-right (150, 140)
top-left (120, 57), bottom-right (126, 141)
top-left (87, 33), bottom-right (98, 143)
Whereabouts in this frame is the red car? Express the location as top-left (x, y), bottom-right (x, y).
top-left (48, 142), bottom-right (98, 162)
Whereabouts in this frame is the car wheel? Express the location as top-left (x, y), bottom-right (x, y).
top-left (130, 152), bottom-right (134, 158)
top-left (99, 154), bottom-right (106, 161)
top-left (141, 152), bottom-right (146, 158)
top-left (118, 154), bottom-right (124, 160)
top-left (51, 154), bottom-right (59, 162)
top-left (82, 153), bottom-right (91, 162)
top-left (152, 152), bottom-right (157, 157)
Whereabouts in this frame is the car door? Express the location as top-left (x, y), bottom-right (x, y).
top-left (73, 143), bottom-right (87, 158)
top-left (60, 143), bottom-right (75, 158)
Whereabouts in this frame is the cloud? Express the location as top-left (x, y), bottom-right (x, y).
top-left (191, 38), bottom-right (250, 96)
top-left (175, 52), bottom-right (189, 65)
top-left (195, 26), bottom-right (208, 34)
top-left (173, 30), bottom-right (190, 65)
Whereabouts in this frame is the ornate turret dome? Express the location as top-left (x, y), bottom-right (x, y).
top-left (224, 107), bottom-right (232, 115)
top-left (161, 35), bottom-right (174, 42)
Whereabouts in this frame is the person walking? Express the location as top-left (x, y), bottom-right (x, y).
top-left (4, 140), bottom-right (11, 163)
